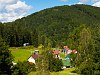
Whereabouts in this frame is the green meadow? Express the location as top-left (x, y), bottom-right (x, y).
top-left (9, 46), bottom-right (35, 62)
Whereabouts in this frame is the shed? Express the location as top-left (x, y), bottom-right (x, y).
top-left (23, 43), bottom-right (29, 47)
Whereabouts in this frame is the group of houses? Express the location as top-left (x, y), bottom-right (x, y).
top-left (27, 45), bottom-right (77, 69)
top-left (12, 45), bottom-right (77, 69)
top-left (62, 46), bottom-right (77, 55)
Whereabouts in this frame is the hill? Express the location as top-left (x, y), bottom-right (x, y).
top-left (0, 4), bottom-right (100, 47)
top-left (0, 4), bottom-right (100, 75)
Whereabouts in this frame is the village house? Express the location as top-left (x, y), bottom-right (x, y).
top-left (52, 50), bottom-right (60, 58)
top-left (28, 53), bottom-right (39, 64)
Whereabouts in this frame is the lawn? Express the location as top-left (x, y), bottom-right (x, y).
top-left (9, 46), bottom-right (35, 62)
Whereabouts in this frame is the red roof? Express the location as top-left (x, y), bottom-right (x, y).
top-left (72, 49), bottom-right (77, 53)
top-left (52, 50), bottom-right (60, 55)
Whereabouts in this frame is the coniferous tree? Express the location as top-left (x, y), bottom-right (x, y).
top-left (0, 37), bottom-right (13, 75)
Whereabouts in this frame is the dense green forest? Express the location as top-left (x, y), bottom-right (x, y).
top-left (0, 4), bottom-right (100, 75)
top-left (0, 4), bottom-right (100, 47)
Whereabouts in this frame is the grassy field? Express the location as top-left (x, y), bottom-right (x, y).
top-left (9, 46), bottom-right (36, 62)
top-left (10, 46), bottom-right (80, 75)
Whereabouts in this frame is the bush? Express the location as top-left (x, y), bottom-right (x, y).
top-left (94, 70), bottom-right (100, 75)
top-left (78, 60), bottom-right (94, 75)
top-left (49, 58), bottom-right (63, 72)
top-left (12, 61), bottom-right (36, 75)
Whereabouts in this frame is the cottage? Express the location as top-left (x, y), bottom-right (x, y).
top-left (28, 53), bottom-right (38, 64)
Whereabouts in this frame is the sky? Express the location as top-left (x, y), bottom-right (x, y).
top-left (0, 0), bottom-right (100, 23)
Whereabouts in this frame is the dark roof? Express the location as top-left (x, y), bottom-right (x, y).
top-left (32, 53), bottom-right (38, 59)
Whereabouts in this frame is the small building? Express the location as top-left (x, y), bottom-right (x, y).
top-left (72, 49), bottom-right (77, 54)
top-left (23, 43), bottom-right (29, 47)
top-left (62, 59), bottom-right (71, 68)
top-left (28, 53), bottom-right (38, 64)
top-left (62, 46), bottom-right (72, 54)
top-left (52, 50), bottom-right (60, 58)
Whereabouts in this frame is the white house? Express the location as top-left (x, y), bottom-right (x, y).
top-left (28, 56), bottom-right (35, 64)
top-left (28, 53), bottom-right (39, 64)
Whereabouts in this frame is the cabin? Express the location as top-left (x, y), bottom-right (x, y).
top-left (28, 53), bottom-right (39, 64)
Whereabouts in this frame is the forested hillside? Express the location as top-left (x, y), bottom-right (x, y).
top-left (0, 4), bottom-right (100, 47)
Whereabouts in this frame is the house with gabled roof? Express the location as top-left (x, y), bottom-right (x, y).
top-left (52, 50), bottom-right (60, 58)
top-left (28, 53), bottom-right (39, 64)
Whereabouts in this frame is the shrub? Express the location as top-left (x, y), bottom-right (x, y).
top-left (12, 61), bottom-right (36, 75)
top-left (49, 58), bottom-right (63, 72)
